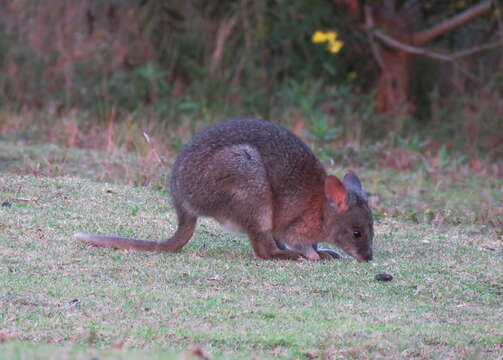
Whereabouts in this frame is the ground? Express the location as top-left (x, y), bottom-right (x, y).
top-left (0, 140), bottom-right (502, 359)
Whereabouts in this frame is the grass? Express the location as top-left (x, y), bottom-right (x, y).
top-left (0, 139), bottom-right (171, 188)
top-left (0, 141), bottom-right (502, 359)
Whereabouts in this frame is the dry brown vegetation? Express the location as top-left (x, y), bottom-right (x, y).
top-left (0, 0), bottom-right (502, 159)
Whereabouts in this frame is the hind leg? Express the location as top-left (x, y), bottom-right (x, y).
top-left (248, 230), bottom-right (303, 260)
top-left (218, 190), bottom-right (301, 260)
top-left (176, 144), bottom-right (304, 260)
top-left (216, 146), bottom-right (304, 260)
top-left (221, 181), bottom-right (305, 260)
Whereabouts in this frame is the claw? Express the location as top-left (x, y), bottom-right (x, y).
top-left (317, 248), bottom-right (342, 260)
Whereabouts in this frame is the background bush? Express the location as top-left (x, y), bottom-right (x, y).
top-left (0, 0), bottom-right (501, 160)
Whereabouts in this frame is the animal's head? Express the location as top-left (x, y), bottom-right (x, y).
top-left (323, 172), bottom-right (374, 262)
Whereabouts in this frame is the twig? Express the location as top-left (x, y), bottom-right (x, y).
top-left (143, 132), bottom-right (164, 166)
top-left (364, 7), bottom-right (387, 69)
top-left (11, 197), bottom-right (41, 204)
top-left (451, 40), bottom-right (503, 59)
top-left (371, 29), bottom-right (451, 61)
top-left (209, 13), bottom-right (240, 76)
top-left (372, 29), bottom-right (503, 62)
top-left (412, 0), bottom-right (494, 46)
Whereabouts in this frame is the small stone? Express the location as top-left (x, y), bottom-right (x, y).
top-left (1, 201), bottom-right (12, 208)
top-left (375, 273), bottom-right (393, 281)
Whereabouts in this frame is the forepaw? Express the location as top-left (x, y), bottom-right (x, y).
top-left (316, 249), bottom-right (342, 260)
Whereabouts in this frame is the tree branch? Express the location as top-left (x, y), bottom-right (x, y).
top-left (372, 29), bottom-right (451, 61)
top-left (363, 3), bottom-right (503, 106)
top-left (364, 7), bottom-right (387, 69)
top-left (451, 40), bottom-right (503, 59)
top-left (412, 0), bottom-right (494, 46)
top-left (370, 28), bottom-right (503, 62)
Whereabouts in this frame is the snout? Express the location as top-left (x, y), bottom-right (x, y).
top-left (357, 251), bottom-right (373, 262)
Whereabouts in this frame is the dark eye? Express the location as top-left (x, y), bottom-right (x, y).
top-left (353, 230), bottom-right (362, 238)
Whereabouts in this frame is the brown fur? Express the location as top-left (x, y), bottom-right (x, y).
top-left (75, 118), bottom-right (374, 261)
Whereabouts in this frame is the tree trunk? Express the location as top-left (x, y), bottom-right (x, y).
top-left (335, 0), bottom-right (495, 114)
top-left (374, 49), bottom-right (412, 113)
top-left (368, 7), bottom-right (414, 114)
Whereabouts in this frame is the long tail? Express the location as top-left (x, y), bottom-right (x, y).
top-left (75, 213), bottom-right (197, 252)
top-left (74, 233), bottom-right (179, 251)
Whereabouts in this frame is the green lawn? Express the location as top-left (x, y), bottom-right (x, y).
top-left (0, 142), bottom-right (502, 359)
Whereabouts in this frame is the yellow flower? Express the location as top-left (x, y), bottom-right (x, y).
top-left (312, 31), bottom-right (328, 43)
top-left (325, 32), bottom-right (337, 43)
top-left (327, 40), bottom-right (343, 53)
top-left (348, 72), bottom-right (357, 80)
top-left (312, 30), bottom-right (343, 54)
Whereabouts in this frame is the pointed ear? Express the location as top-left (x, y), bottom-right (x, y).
top-left (343, 172), bottom-right (366, 199)
top-left (325, 175), bottom-right (348, 213)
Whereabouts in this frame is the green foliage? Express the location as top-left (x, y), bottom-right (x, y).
top-left (0, 0), bottom-right (343, 115)
top-left (0, 0), bottom-right (501, 158)
top-left (105, 63), bottom-right (170, 111)
top-left (397, 135), bottom-right (430, 152)
top-left (130, 205), bottom-right (140, 216)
